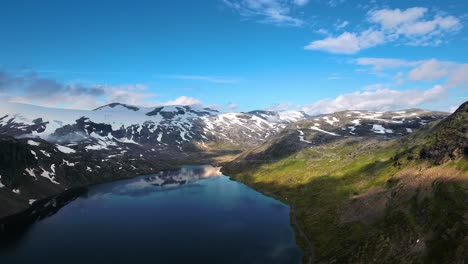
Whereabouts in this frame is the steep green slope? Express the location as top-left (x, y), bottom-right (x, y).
top-left (222, 102), bottom-right (468, 264)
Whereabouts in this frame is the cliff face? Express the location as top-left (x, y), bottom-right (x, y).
top-left (0, 136), bottom-right (36, 180)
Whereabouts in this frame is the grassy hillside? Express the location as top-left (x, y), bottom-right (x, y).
top-left (223, 102), bottom-right (468, 263)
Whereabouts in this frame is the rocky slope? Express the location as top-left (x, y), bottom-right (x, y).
top-left (222, 102), bottom-right (467, 264)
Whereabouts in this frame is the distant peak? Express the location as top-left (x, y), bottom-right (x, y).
top-left (93, 103), bottom-right (140, 112)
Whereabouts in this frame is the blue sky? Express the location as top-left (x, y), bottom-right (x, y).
top-left (0, 0), bottom-right (467, 113)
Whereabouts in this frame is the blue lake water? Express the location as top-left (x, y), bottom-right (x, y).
top-left (0, 165), bottom-right (302, 263)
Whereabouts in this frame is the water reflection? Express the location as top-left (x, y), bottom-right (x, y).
top-left (97, 166), bottom-right (222, 197)
top-left (0, 165), bottom-right (303, 264)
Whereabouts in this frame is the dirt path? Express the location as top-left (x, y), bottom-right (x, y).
top-left (291, 206), bottom-right (315, 264)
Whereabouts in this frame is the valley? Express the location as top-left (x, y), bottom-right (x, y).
top-left (2, 1), bottom-right (467, 263)
top-left (0, 102), bottom-right (446, 217)
top-left (0, 100), bottom-right (466, 264)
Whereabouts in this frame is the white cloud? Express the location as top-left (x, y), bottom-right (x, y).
top-left (368, 7), bottom-right (427, 30)
top-left (355, 57), bottom-right (419, 71)
top-left (398, 16), bottom-right (460, 36)
top-left (305, 32), bottom-right (359, 54)
top-left (227, 102), bottom-right (239, 110)
top-left (355, 57), bottom-right (468, 88)
top-left (304, 29), bottom-right (384, 54)
top-left (448, 64), bottom-right (468, 88)
top-left (0, 71), bottom-right (205, 110)
top-left (408, 59), bottom-right (450, 81)
top-left (315, 28), bottom-right (329, 35)
top-left (393, 72), bottom-right (405, 86)
top-left (162, 96), bottom-right (202, 106)
top-left (302, 85), bottom-right (448, 115)
top-left (222, 0), bottom-right (307, 26)
top-left (8, 84), bottom-right (147, 109)
top-left (335, 20), bottom-right (349, 30)
top-left (369, 7), bottom-right (461, 38)
top-left (266, 102), bottom-right (296, 111)
top-left (306, 7), bottom-right (461, 54)
top-left (101, 84), bottom-right (157, 107)
top-left (369, 7), bottom-right (461, 46)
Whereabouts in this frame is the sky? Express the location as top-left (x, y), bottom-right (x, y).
top-left (0, 0), bottom-right (467, 114)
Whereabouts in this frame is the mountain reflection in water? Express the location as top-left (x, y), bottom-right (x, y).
top-left (99, 166), bottom-right (222, 197)
top-left (0, 165), bottom-right (302, 264)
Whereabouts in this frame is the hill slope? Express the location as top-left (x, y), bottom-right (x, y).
top-left (223, 102), bottom-right (468, 264)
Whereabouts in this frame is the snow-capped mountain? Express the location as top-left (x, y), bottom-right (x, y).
top-left (0, 102), bottom-right (308, 154)
top-left (294, 109), bottom-right (448, 142)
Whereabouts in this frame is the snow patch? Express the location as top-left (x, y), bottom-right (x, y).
top-left (85, 144), bottom-right (107, 150)
top-left (25, 168), bottom-right (36, 179)
top-left (277, 111), bottom-right (306, 123)
top-left (323, 116), bottom-right (339, 126)
top-left (40, 150), bottom-right (51, 157)
top-left (310, 126), bottom-right (340, 136)
top-left (56, 144), bottom-right (76, 154)
top-left (371, 124), bottom-right (393, 134)
top-left (40, 166), bottom-right (59, 184)
top-left (27, 140), bottom-right (40, 146)
top-left (118, 137), bottom-right (140, 145)
top-left (297, 130), bottom-right (312, 143)
top-left (63, 160), bottom-right (75, 166)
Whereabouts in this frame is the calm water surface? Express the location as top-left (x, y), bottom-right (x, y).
top-left (0, 165), bottom-right (302, 263)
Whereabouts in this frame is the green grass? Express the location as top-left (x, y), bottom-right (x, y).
top-left (229, 137), bottom-right (468, 263)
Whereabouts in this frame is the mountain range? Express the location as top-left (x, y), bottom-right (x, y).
top-left (0, 102), bottom-right (449, 216)
top-left (0, 100), bottom-right (466, 264)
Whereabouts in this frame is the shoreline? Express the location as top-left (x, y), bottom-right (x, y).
top-left (224, 170), bottom-right (315, 264)
top-left (290, 206), bottom-right (316, 264)
top-left (1, 163), bottom-right (313, 263)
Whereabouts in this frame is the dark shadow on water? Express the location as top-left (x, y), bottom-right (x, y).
top-left (0, 187), bottom-right (88, 250)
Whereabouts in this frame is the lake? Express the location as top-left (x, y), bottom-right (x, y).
top-left (0, 165), bottom-right (302, 263)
